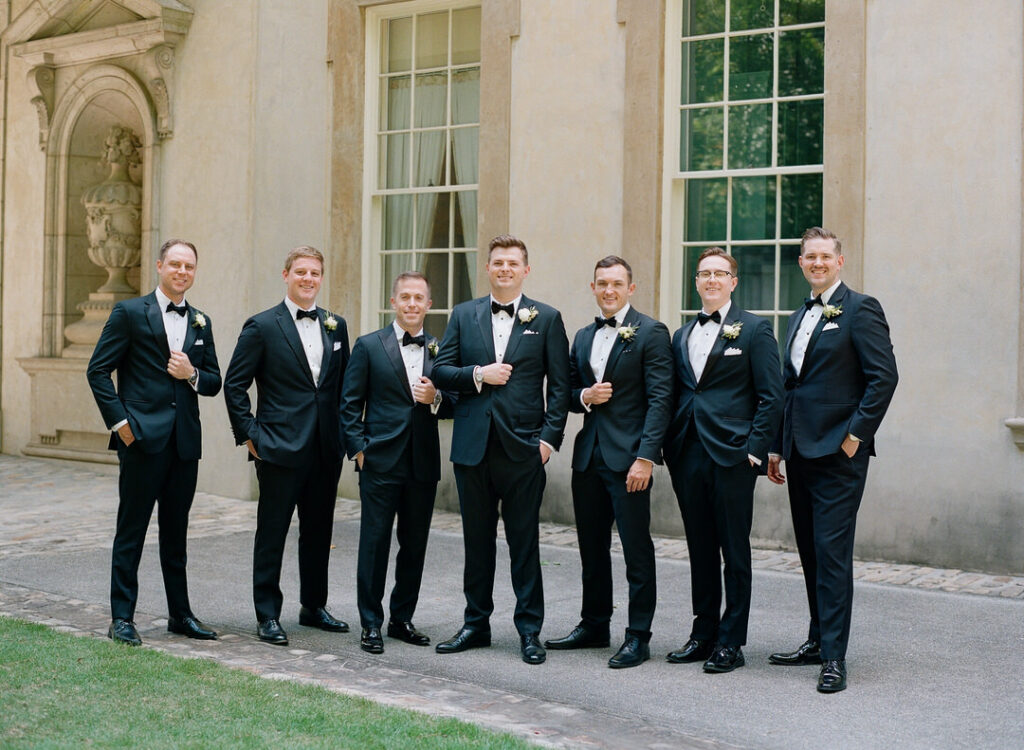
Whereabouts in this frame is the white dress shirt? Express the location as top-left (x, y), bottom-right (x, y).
top-left (284, 296), bottom-right (324, 385)
top-left (789, 279), bottom-right (841, 375)
top-left (581, 303), bottom-right (630, 412)
top-left (394, 321), bottom-right (442, 414)
top-left (490, 294), bottom-right (520, 363)
top-left (687, 300), bottom-right (730, 383)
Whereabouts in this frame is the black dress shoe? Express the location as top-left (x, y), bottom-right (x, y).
top-left (703, 644), bottom-right (745, 673)
top-left (608, 635), bottom-right (650, 669)
top-left (167, 616), bottom-right (217, 640)
top-left (817, 659), bottom-right (848, 693)
top-left (520, 634), bottom-right (546, 665)
top-left (543, 625), bottom-right (610, 650)
top-left (666, 638), bottom-right (713, 663)
top-left (361, 627), bottom-right (384, 654)
top-left (768, 639), bottom-right (822, 666)
top-left (257, 619), bottom-right (289, 645)
top-left (108, 619), bottom-right (141, 646)
top-left (387, 620), bottom-right (430, 646)
top-left (435, 626), bottom-right (491, 654)
top-left (299, 606), bottom-right (349, 633)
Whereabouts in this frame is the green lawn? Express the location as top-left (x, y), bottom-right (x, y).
top-left (0, 617), bottom-right (532, 749)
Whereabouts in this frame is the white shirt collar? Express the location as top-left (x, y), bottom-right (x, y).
top-left (700, 299), bottom-right (731, 321)
top-left (283, 296), bottom-right (316, 318)
top-left (392, 320), bottom-right (425, 341)
top-left (817, 280), bottom-right (842, 305)
top-left (155, 287), bottom-right (186, 312)
top-left (489, 294), bottom-right (522, 314)
top-left (598, 302), bottom-right (631, 327)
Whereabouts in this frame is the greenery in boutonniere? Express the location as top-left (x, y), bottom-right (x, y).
top-left (721, 321), bottom-right (742, 340)
top-left (822, 303), bottom-right (842, 320)
top-left (517, 306), bottom-right (539, 324)
top-left (324, 314), bottom-right (338, 332)
top-left (191, 312), bottom-right (207, 329)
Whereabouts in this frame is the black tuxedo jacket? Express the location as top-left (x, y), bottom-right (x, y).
top-left (665, 305), bottom-right (783, 470)
top-left (432, 294), bottom-right (570, 465)
top-left (87, 292), bottom-right (222, 459)
top-left (340, 327), bottom-right (454, 481)
top-left (569, 307), bottom-right (673, 473)
top-left (223, 302), bottom-right (349, 467)
top-left (776, 282), bottom-right (898, 460)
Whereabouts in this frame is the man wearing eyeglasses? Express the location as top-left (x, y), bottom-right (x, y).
top-left (766, 227), bottom-right (898, 693)
top-left (663, 247), bottom-right (783, 675)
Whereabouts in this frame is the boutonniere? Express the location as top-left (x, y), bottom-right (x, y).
top-left (427, 341), bottom-right (438, 357)
top-left (822, 303), bottom-right (842, 320)
top-left (618, 324), bottom-right (638, 341)
top-left (721, 321), bottom-right (743, 340)
top-left (191, 312), bottom-right (207, 329)
top-left (518, 306), bottom-right (539, 324)
top-left (323, 313), bottom-right (338, 332)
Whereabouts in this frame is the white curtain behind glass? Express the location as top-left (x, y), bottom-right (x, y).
top-left (414, 74), bottom-right (447, 249)
top-left (451, 68), bottom-right (479, 248)
top-left (384, 77), bottom-right (412, 248)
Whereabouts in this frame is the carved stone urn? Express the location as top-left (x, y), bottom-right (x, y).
top-left (64, 126), bottom-right (143, 357)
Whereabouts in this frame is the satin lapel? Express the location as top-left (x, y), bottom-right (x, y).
top-left (603, 307), bottom-right (639, 380)
top-left (697, 306), bottom-right (736, 386)
top-left (183, 306), bottom-right (198, 352)
top-left (275, 305), bottom-right (316, 385)
top-left (316, 310), bottom-right (331, 386)
top-left (145, 293), bottom-right (171, 359)
top-left (475, 297), bottom-right (497, 362)
top-left (381, 328), bottom-right (414, 401)
top-left (801, 282), bottom-right (847, 373)
top-left (577, 324), bottom-right (598, 384)
top-left (501, 296), bottom-right (530, 362)
top-left (676, 320), bottom-right (698, 386)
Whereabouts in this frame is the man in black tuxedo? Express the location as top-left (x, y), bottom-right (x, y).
top-left (87, 238), bottom-right (222, 646)
top-left (544, 256), bottom-right (672, 668)
top-left (767, 227), bottom-right (898, 693)
top-left (224, 245), bottom-right (350, 646)
top-left (341, 271), bottom-right (454, 654)
top-left (663, 248), bottom-right (783, 674)
top-left (432, 234), bottom-right (570, 665)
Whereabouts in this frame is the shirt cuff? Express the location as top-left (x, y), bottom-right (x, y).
top-left (847, 433), bottom-right (861, 442)
top-left (112, 419), bottom-right (128, 431)
top-left (768, 452), bottom-right (782, 460)
top-left (580, 391), bottom-right (591, 412)
top-left (539, 439), bottom-right (555, 453)
top-left (430, 391), bottom-right (443, 415)
top-left (748, 454), bottom-right (762, 466)
top-left (635, 457), bottom-right (653, 466)
top-left (473, 366), bottom-right (483, 393)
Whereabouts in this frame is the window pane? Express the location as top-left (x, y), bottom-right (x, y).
top-left (780, 173), bottom-right (822, 238)
top-left (379, 311), bottom-right (397, 329)
top-left (779, 243), bottom-right (806, 309)
top-left (452, 7), bottom-right (481, 65)
top-left (778, 99), bottom-right (823, 166)
top-left (731, 0), bottom-right (774, 31)
top-left (453, 250), bottom-right (475, 303)
top-left (732, 176), bottom-right (776, 240)
top-left (681, 245), bottom-right (705, 310)
top-left (414, 73), bottom-right (447, 127)
top-left (454, 190), bottom-right (477, 248)
top-left (385, 17), bottom-right (412, 73)
top-left (414, 130), bottom-right (446, 187)
top-left (424, 313), bottom-right (448, 339)
top-left (451, 68), bottom-right (479, 124)
top-left (781, 0), bottom-right (825, 26)
top-left (383, 195), bottom-right (413, 250)
top-left (777, 314), bottom-right (792, 358)
top-left (420, 252), bottom-right (449, 305)
top-left (415, 192), bottom-right (448, 249)
top-left (685, 178), bottom-right (727, 242)
top-left (728, 103), bottom-right (771, 168)
top-left (681, 39), bottom-right (723, 105)
top-left (382, 76), bottom-right (411, 130)
top-left (382, 252), bottom-right (414, 301)
top-left (779, 28), bottom-right (824, 96)
top-left (378, 133), bottom-right (409, 189)
top-left (731, 245), bottom-right (775, 310)
top-left (681, 107), bottom-right (723, 171)
top-left (416, 11), bottom-right (448, 69)
top-left (450, 128), bottom-right (478, 185)
top-left (684, 0), bottom-right (724, 36)
top-left (729, 33), bottom-right (773, 101)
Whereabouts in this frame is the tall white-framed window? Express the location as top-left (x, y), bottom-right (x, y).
top-left (662, 0), bottom-right (824, 345)
top-left (363, 1), bottom-right (481, 338)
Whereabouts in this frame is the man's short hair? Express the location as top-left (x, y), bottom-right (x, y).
top-left (159, 238), bottom-right (197, 262)
top-left (391, 270), bottom-right (431, 297)
top-left (284, 245), bottom-right (324, 272)
top-left (800, 226), bottom-right (842, 255)
top-left (696, 246), bottom-right (738, 275)
top-left (594, 255), bottom-right (633, 283)
top-left (488, 234), bottom-right (528, 264)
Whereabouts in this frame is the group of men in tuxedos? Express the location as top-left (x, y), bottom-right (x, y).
top-left (87, 226), bottom-right (895, 694)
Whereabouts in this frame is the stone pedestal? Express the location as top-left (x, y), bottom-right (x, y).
top-left (17, 357), bottom-right (115, 465)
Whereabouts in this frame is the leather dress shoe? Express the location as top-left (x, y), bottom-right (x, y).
top-left (387, 620), bottom-right (430, 646)
top-left (520, 634), bottom-right (546, 665)
top-left (435, 626), bottom-right (491, 654)
top-left (608, 635), bottom-right (650, 669)
top-left (817, 659), bottom-right (848, 693)
top-left (703, 644), bottom-right (745, 673)
top-left (108, 619), bottom-right (141, 646)
top-left (361, 627), bottom-right (384, 654)
top-left (666, 638), bottom-right (713, 663)
top-left (299, 606), bottom-right (349, 633)
top-left (543, 625), bottom-right (610, 650)
top-left (257, 619), bottom-right (289, 645)
top-left (768, 639), bottom-right (822, 666)
top-left (167, 616), bottom-right (217, 640)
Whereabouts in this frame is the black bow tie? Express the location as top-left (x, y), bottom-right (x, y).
top-left (595, 316), bottom-right (617, 328)
top-left (402, 331), bottom-right (425, 348)
top-left (697, 310), bottom-right (721, 326)
top-left (491, 301), bottom-right (514, 317)
top-left (295, 308), bottom-right (318, 321)
top-left (165, 302), bottom-right (187, 317)
top-left (804, 296), bottom-right (823, 310)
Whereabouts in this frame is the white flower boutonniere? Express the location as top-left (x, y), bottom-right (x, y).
top-left (428, 341), bottom-right (439, 357)
top-left (518, 306), bottom-right (539, 324)
top-left (324, 314), bottom-right (338, 332)
top-left (721, 321), bottom-right (743, 340)
top-left (191, 312), bottom-right (206, 329)
top-left (618, 324), bottom-right (637, 341)
top-left (822, 303), bottom-right (842, 320)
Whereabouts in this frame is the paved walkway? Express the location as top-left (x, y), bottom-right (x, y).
top-left (2, 454), bottom-right (1022, 749)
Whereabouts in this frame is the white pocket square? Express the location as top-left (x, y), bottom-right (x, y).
top-left (523, 330), bottom-right (540, 335)
top-left (194, 339), bottom-right (204, 345)
top-left (822, 322), bottom-right (839, 331)
top-left (724, 347), bottom-right (743, 356)
top-left (333, 341), bottom-right (342, 350)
